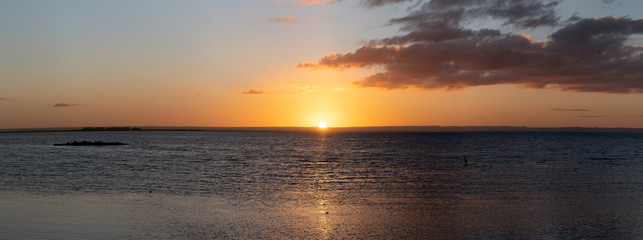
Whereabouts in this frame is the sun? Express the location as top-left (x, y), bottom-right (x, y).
top-left (318, 122), bottom-right (328, 129)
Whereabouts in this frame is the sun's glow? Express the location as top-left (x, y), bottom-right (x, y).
top-left (318, 122), bottom-right (328, 129)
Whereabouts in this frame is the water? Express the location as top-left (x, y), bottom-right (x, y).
top-left (0, 131), bottom-right (642, 239)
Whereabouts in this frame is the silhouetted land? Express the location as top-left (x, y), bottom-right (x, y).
top-left (2, 126), bottom-right (643, 134)
top-left (82, 127), bottom-right (141, 131)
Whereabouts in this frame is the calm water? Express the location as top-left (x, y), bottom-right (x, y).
top-left (0, 131), bottom-right (642, 239)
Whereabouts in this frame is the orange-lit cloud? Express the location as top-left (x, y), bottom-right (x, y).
top-left (0, 97), bottom-right (7, 100)
top-left (53, 103), bottom-right (82, 108)
top-left (299, 0), bottom-right (643, 93)
top-left (288, 84), bottom-right (318, 95)
top-left (296, 61), bottom-right (317, 69)
top-left (576, 115), bottom-right (607, 118)
top-left (242, 89), bottom-right (268, 94)
top-left (241, 84), bottom-right (329, 95)
top-left (181, 91), bottom-right (202, 96)
top-left (269, 16), bottom-right (304, 23)
top-left (551, 109), bottom-right (590, 112)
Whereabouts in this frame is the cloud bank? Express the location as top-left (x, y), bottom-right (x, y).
top-left (291, 0), bottom-right (412, 6)
top-left (292, 0), bottom-right (339, 5)
top-left (269, 16), bottom-right (304, 23)
top-left (551, 108), bottom-right (590, 112)
top-left (299, 0), bottom-right (643, 93)
top-left (53, 103), bottom-right (82, 108)
top-left (576, 115), bottom-right (607, 118)
top-left (242, 89), bottom-right (268, 94)
top-left (181, 91), bottom-right (202, 96)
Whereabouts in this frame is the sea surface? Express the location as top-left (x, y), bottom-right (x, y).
top-left (0, 131), bottom-right (642, 239)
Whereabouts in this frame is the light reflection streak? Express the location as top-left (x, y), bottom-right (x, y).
top-left (310, 132), bottom-right (337, 239)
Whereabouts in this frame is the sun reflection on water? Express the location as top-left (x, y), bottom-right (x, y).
top-left (317, 212), bottom-right (333, 240)
top-left (310, 133), bottom-right (338, 239)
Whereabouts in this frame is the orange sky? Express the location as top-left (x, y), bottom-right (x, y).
top-left (1, 0), bottom-right (642, 129)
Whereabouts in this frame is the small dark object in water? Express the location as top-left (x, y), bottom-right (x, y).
top-left (53, 140), bottom-right (127, 146)
top-left (463, 155), bottom-right (468, 165)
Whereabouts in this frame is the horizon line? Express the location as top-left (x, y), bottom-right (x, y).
top-left (2, 125), bottom-right (643, 134)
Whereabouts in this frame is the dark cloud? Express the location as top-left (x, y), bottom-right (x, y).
top-left (552, 109), bottom-right (590, 112)
top-left (600, 0), bottom-right (617, 5)
top-left (0, 97), bottom-right (7, 100)
top-left (393, 0), bottom-right (561, 29)
top-left (53, 103), bottom-right (82, 108)
top-left (360, 0), bottom-right (415, 7)
top-left (242, 89), bottom-right (268, 94)
top-left (269, 16), bottom-right (304, 23)
top-left (299, 0), bottom-right (643, 94)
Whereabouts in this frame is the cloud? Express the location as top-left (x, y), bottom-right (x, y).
top-left (292, 0), bottom-right (339, 5)
top-left (0, 97), bottom-right (7, 100)
top-left (360, 0), bottom-right (416, 7)
top-left (242, 89), bottom-right (268, 94)
top-left (291, 0), bottom-right (412, 6)
top-left (289, 84), bottom-right (319, 95)
top-left (576, 115), bottom-right (607, 118)
top-left (53, 103), bottom-right (82, 108)
top-left (389, 0), bottom-right (561, 29)
top-left (181, 91), bottom-right (202, 96)
top-left (551, 108), bottom-right (590, 112)
top-left (299, 0), bottom-right (643, 94)
top-left (269, 16), bottom-right (304, 23)
top-left (600, 0), bottom-right (617, 5)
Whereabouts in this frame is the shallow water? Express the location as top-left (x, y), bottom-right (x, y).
top-left (1, 131), bottom-right (642, 239)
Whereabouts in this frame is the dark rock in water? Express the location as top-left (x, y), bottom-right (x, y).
top-left (53, 140), bottom-right (127, 146)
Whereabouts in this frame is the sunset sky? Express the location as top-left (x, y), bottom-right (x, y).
top-left (1, 0), bottom-right (642, 129)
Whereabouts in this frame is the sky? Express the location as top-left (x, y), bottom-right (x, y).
top-left (1, 0), bottom-right (642, 129)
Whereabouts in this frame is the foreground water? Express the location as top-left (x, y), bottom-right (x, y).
top-left (0, 131), bottom-right (641, 239)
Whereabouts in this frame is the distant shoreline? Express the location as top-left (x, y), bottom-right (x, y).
top-left (1, 126), bottom-right (643, 134)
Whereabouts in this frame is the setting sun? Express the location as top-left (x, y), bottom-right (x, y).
top-left (318, 122), bottom-right (328, 129)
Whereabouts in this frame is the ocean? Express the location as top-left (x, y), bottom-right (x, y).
top-left (0, 131), bottom-right (641, 239)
